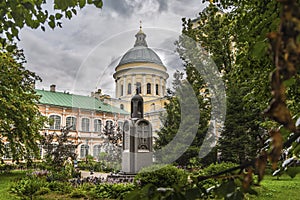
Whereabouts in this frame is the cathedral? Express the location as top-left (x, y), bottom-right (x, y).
top-left (33, 25), bottom-right (169, 161)
top-left (107, 25), bottom-right (169, 133)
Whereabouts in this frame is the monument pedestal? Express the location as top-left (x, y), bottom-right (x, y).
top-left (122, 150), bottom-right (153, 174)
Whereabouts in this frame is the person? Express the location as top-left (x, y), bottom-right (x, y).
top-left (64, 157), bottom-right (74, 177)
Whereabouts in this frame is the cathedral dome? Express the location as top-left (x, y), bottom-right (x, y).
top-left (118, 46), bottom-right (163, 66)
top-left (117, 27), bottom-right (164, 67)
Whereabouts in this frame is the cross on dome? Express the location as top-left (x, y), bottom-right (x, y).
top-left (134, 21), bottom-right (148, 47)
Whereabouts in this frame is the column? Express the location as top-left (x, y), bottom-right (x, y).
top-left (132, 74), bottom-right (136, 94)
top-left (115, 79), bottom-right (118, 98)
top-left (152, 74), bottom-right (155, 95)
top-left (123, 76), bottom-right (126, 96)
top-left (160, 77), bottom-right (163, 96)
top-left (142, 74), bottom-right (146, 95)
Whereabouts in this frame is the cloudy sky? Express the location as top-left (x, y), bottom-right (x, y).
top-left (19, 0), bottom-right (207, 97)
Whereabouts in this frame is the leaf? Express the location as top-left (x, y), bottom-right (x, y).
top-left (79, 0), bottom-right (86, 8)
top-left (6, 45), bottom-right (16, 52)
top-left (55, 13), bottom-right (63, 20)
top-left (214, 180), bottom-right (236, 199)
top-left (269, 130), bottom-right (283, 169)
top-left (264, 99), bottom-right (296, 132)
top-left (93, 0), bottom-right (103, 8)
top-left (41, 26), bottom-right (45, 32)
top-left (242, 168), bottom-right (253, 191)
top-left (251, 40), bottom-right (267, 58)
top-left (66, 10), bottom-right (72, 19)
top-left (285, 166), bottom-right (300, 178)
top-left (255, 151), bottom-right (267, 183)
top-left (48, 21), bottom-right (55, 29)
top-left (11, 27), bottom-right (19, 37)
top-left (71, 8), bottom-right (77, 15)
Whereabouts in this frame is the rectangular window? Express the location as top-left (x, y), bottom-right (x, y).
top-left (128, 83), bottom-right (132, 94)
top-left (94, 119), bottom-right (102, 132)
top-left (49, 115), bottom-right (61, 130)
top-left (147, 83), bottom-right (151, 94)
top-left (81, 118), bottom-right (90, 132)
top-left (66, 117), bottom-right (76, 130)
top-left (156, 84), bottom-right (159, 95)
top-left (121, 84), bottom-right (124, 96)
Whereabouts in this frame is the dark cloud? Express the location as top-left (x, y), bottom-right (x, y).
top-left (103, 0), bottom-right (168, 17)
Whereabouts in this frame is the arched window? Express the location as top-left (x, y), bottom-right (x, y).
top-left (120, 84), bottom-right (124, 96)
top-left (155, 84), bottom-right (159, 95)
top-left (136, 82), bottom-right (141, 94)
top-left (94, 119), bottom-right (102, 132)
top-left (120, 104), bottom-right (124, 110)
top-left (147, 83), bottom-right (151, 94)
top-left (66, 116), bottom-right (77, 130)
top-left (93, 145), bottom-right (101, 158)
top-left (80, 144), bottom-right (89, 158)
top-left (81, 118), bottom-right (90, 132)
top-left (127, 83), bottom-right (132, 94)
top-left (49, 115), bottom-right (61, 130)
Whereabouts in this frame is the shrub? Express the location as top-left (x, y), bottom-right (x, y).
top-left (192, 162), bottom-right (238, 189)
top-left (90, 183), bottom-right (135, 199)
top-left (47, 181), bottom-right (72, 193)
top-left (70, 189), bottom-right (87, 198)
top-left (134, 164), bottom-right (188, 188)
top-left (10, 176), bottom-right (48, 199)
top-left (35, 187), bottom-right (51, 195)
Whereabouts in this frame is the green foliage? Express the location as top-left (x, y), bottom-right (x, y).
top-left (0, 0), bottom-right (103, 49)
top-left (10, 176), bottom-right (48, 199)
top-left (192, 162), bottom-right (238, 189)
top-left (90, 183), bottom-right (135, 199)
top-left (0, 51), bottom-right (46, 162)
top-left (70, 189), bottom-right (87, 198)
top-left (41, 126), bottom-right (78, 171)
top-left (77, 159), bottom-right (117, 173)
top-left (134, 164), bottom-right (188, 188)
top-left (47, 181), bottom-right (72, 193)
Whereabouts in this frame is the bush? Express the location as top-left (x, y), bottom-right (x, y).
top-left (35, 187), bottom-right (51, 195)
top-left (134, 164), bottom-right (188, 188)
top-left (192, 162), bottom-right (238, 189)
top-left (70, 189), bottom-right (87, 198)
top-left (90, 183), bottom-right (135, 199)
top-left (47, 181), bottom-right (72, 193)
top-left (10, 176), bottom-right (48, 199)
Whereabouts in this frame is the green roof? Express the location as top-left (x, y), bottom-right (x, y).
top-left (36, 89), bottom-right (128, 115)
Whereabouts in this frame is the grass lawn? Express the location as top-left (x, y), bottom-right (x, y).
top-left (0, 171), bottom-right (26, 200)
top-left (247, 174), bottom-right (300, 200)
top-left (1, 171), bottom-right (299, 200)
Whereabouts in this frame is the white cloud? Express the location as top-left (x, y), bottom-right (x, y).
top-left (18, 0), bottom-right (207, 96)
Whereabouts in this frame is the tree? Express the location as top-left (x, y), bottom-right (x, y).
top-left (154, 69), bottom-right (212, 167)
top-left (0, 0), bottom-right (103, 51)
top-left (218, 83), bottom-right (262, 164)
top-left (0, 50), bottom-right (46, 162)
top-left (0, 0), bottom-right (103, 161)
top-left (41, 126), bottom-right (79, 170)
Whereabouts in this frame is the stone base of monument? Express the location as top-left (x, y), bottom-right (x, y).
top-left (122, 150), bottom-right (153, 174)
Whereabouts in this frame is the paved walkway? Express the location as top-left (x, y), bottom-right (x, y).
top-left (80, 170), bottom-right (109, 179)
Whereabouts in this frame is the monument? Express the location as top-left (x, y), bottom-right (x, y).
top-left (121, 91), bottom-right (153, 174)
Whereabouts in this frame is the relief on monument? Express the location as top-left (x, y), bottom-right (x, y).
top-left (137, 121), bottom-right (151, 150)
top-left (123, 121), bottom-right (130, 150)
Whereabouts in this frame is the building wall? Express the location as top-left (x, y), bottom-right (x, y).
top-left (38, 104), bottom-right (128, 160)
